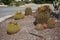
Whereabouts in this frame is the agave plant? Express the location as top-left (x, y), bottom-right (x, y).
top-left (13, 11), bottom-right (24, 20)
top-left (6, 21), bottom-right (20, 34)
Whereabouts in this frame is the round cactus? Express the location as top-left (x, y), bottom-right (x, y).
top-left (35, 24), bottom-right (44, 30)
top-left (25, 7), bottom-right (32, 16)
top-left (13, 11), bottom-right (24, 20)
top-left (47, 18), bottom-right (56, 28)
top-left (6, 21), bottom-right (20, 34)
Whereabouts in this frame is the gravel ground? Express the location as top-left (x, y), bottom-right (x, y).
top-left (0, 15), bottom-right (60, 40)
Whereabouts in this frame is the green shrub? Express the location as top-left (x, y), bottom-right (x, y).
top-left (32, 0), bottom-right (45, 4)
top-left (1, 0), bottom-right (12, 5)
top-left (13, 11), bottom-right (24, 20)
top-left (6, 21), bottom-right (20, 34)
top-left (25, 7), bottom-right (32, 16)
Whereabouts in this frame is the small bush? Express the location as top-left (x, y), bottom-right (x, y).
top-left (25, 7), bottom-right (32, 16)
top-left (13, 11), bottom-right (24, 20)
top-left (6, 21), bottom-right (20, 34)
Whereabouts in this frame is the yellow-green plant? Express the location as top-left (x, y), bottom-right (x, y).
top-left (6, 21), bottom-right (20, 34)
top-left (25, 7), bottom-right (32, 16)
top-left (13, 11), bottom-right (24, 20)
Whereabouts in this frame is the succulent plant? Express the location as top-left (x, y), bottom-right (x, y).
top-left (43, 5), bottom-right (51, 13)
top-left (35, 12), bottom-right (50, 24)
top-left (13, 11), bottom-right (24, 20)
top-left (6, 21), bottom-right (20, 34)
top-left (36, 5), bottom-right (51, 14)
top-left (35, 24), bottom-right (44, 30)
top-left (34, 5), bottom-right (51, 25)
top-left (25, 7), bottom-right (32, 16)
top-left (47, 18), bottom-right (56, 28)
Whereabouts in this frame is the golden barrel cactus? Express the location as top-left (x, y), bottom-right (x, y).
top-left (13, 11), bottom-right (24, 20)
top-left (6, 21), bottom-right (20, 34)
top-left (25, 7), bottom-right (32, 16)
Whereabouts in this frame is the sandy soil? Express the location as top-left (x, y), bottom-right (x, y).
top-left (0, 15), bottom-right (60, 40)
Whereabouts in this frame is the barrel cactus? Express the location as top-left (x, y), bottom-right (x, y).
top-left (36, 5), bottom-right (51, 14)
top-left (13, 11), bottom-right (24, 20)
top-left (34, 5), bottom-right (51, 25)
top-left (25, 7), bottom-right (32, 16)
top-left (47, 18), bottom-right (57, 28)
top-left (6, 21), bottom-right (20, 34)
top-left (35, 24), bottom-right (44, 30)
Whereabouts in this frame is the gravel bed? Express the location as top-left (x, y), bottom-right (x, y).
top-left (0, 15), bottom-right (60, 40)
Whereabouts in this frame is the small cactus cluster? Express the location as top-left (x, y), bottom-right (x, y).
top-left (25, 7), bottom-right (32, 16)
top-left (13, 11), bottom-right (24, 20)
top-left (34, 5), bottom-right (57, 30)
top-left (35, 18), bottom-right (57, 30)
top-left (35, 23), bottom-right (48, 30)
top-left (6, 21), bottom-right (20, 34)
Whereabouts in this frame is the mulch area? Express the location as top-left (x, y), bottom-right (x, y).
top-left (0, 15), bottom-right (60, 40)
